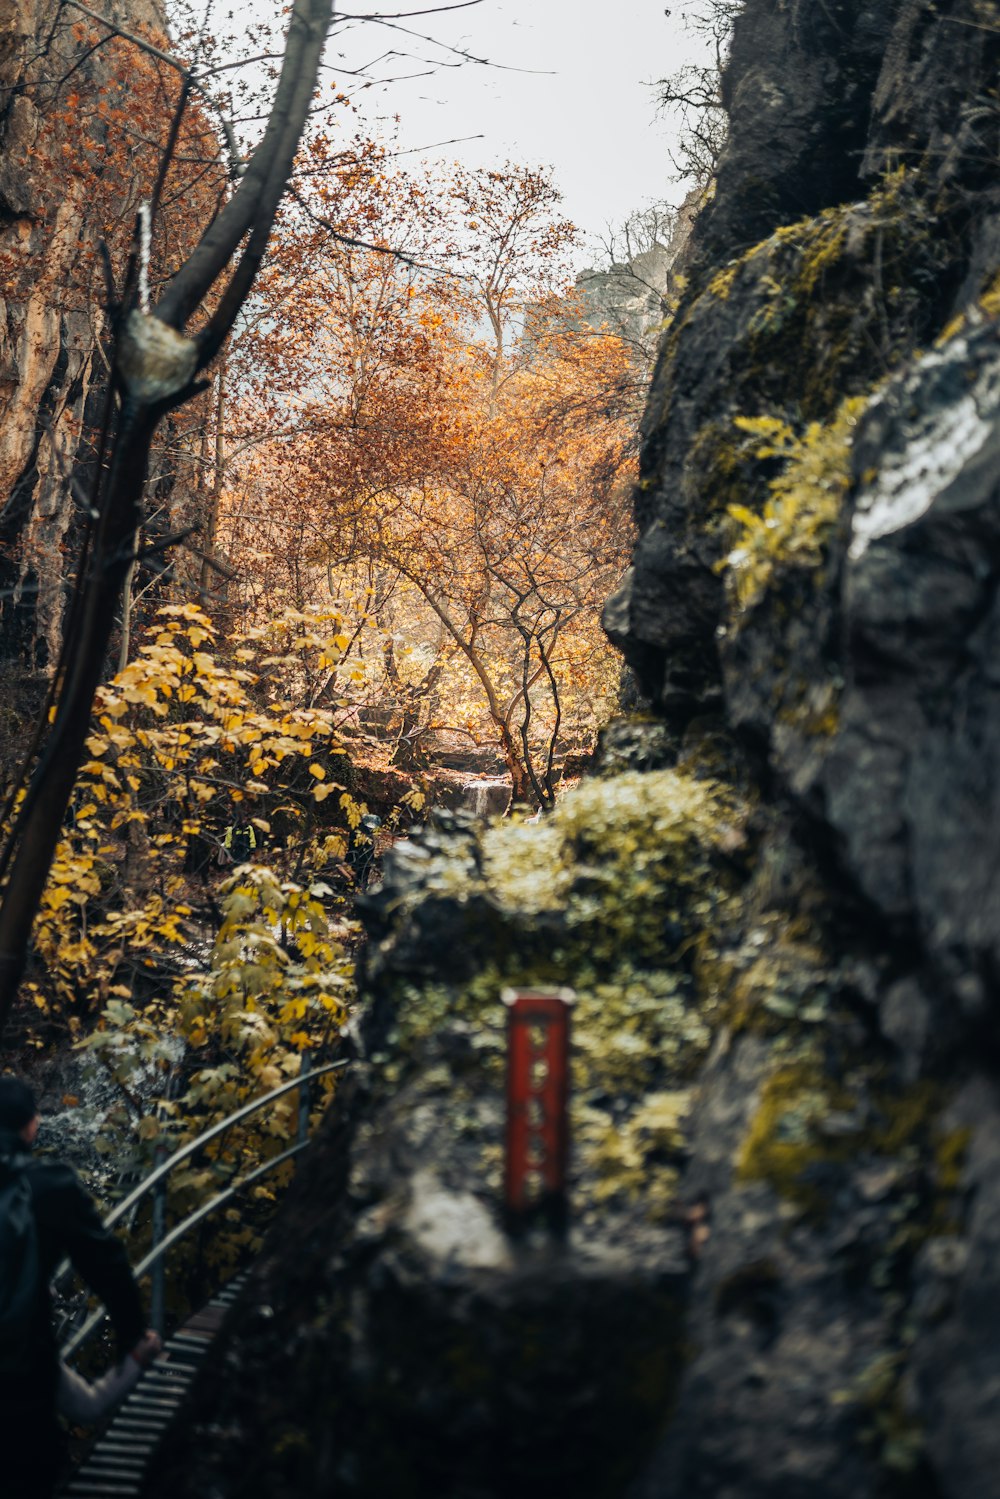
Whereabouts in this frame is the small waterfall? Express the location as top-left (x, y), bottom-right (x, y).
top-left (462, 776), bottom-right (511, 818)
top-left (136, 201), bottom-right (152, 313)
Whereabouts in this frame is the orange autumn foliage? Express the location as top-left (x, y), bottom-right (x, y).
top-left (219, 154), bottom-right (641, 804)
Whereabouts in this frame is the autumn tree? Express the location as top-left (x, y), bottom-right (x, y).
top-left (28, 598), bottom-right (367, 1011)
top-left (334, 319), bottom-right (634, 804)
top-left (218, 158), bottom-right (637, 804)
top-left (449, 161), bottom-right (576, 370)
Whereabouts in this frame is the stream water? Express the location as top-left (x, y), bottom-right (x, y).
top-left (460, 776), bottom-right (510, 817)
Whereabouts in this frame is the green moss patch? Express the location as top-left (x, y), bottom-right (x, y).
top-left (736, 1058), bottom-right (855, 1214)
top-left (652, 166), bottom-right (957, 593)
top-left (482, 769), bottom-right (746, 959)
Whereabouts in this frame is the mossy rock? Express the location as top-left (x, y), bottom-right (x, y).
top-left (364, 768), bottom-right (754, 1218)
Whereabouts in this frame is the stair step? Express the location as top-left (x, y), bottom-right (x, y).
top-left (121, 1397), bottom-right (184, 1415)
top-left (72, 1462), bottom-right (146, 1478)
top-left (65, 1484), bottom-right (141, 1497)
top-left (58, 1268), bottom-right (244, 1498)
top-left (89, 1438), bottom-right (157, 1455)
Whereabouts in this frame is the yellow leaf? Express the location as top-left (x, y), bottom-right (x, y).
top-left (309, 763), bottom-right (326, 780)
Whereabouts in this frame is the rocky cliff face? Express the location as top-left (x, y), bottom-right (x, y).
top-left (1, 0), bottom-right (100, 682)
top-left (608, 1), bottom-right (1000, 1492)
top-left (0, 0), bottom-right (211, 739)
top-left (140, 3), bottom-right (1000, 1496)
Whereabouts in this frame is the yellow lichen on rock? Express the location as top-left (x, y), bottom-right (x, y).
top-left (721, 394), bottom-right (868, 613)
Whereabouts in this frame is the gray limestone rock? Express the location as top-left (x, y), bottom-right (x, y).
top-left (627, 1037), bottom-right (887, 1499)
top-left (909, 1078), bottom-right (1000, 1499)
top-left (825, 329), bottom-right (1000, 995)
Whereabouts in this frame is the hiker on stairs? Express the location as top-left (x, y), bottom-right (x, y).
top-left (0, 1078), bottom-right (160, 1499)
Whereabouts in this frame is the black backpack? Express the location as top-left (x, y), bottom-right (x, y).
top-left (0, 1154), bottom-right (40, 1374)
top-left (229, 826), bottom-right (252, 863)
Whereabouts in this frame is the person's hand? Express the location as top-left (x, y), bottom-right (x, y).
top-left (129, 1329), bottom-right (162, 1367)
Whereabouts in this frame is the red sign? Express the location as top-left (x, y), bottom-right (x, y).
top-left (503, 988), bottom-right (574, 1231)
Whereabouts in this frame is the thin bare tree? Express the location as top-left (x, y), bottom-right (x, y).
top-left (656, 0), bottom-right (741, 187)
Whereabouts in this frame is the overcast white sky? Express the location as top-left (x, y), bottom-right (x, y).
top-left (330, 1), bottom-right (708, 259)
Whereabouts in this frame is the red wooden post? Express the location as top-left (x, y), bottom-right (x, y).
top-left (503, 987), bottom-right (575, 1233)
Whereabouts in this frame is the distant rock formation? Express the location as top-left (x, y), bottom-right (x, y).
top-left (575, 243), bottom-right (674, 344)
top-left (572, 198), bottom-right (697, 350)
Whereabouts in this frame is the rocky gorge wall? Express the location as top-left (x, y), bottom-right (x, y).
top-left (139, 3), bottom-right (1000, 1496)
top-left (0, 0), bottom-right (213, 753)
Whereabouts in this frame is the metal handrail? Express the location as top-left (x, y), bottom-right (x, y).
top-left (131, 1141), bottom-right (305, 1281)
top-left (60, 1140), bottom-right (307, 1360)
top-left (58, 1057), bottom-right (348, 1359)
top-left (102, 1058), bottom-right (347, 1232)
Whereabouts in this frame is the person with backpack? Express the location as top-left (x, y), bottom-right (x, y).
top-left (349, 812), bottom-right (382, 891)
top-left (0, 1077), bottom-right (160, 1498)
top-left (222, 802), bottom-right (258, 865)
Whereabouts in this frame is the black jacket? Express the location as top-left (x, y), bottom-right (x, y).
top-left (0, 1128), bottom-right (145, 1378)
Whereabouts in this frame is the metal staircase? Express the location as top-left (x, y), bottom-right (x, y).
top-left (61, 1272), bottom-right (248, 1498)
top-left (56, 1057), bottom-right (346, 1497)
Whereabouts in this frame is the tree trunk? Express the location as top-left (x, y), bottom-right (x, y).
top-left (199, 364), bottom-right (227, 602)
top-left (496, 721), bottom-right (533, 807)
